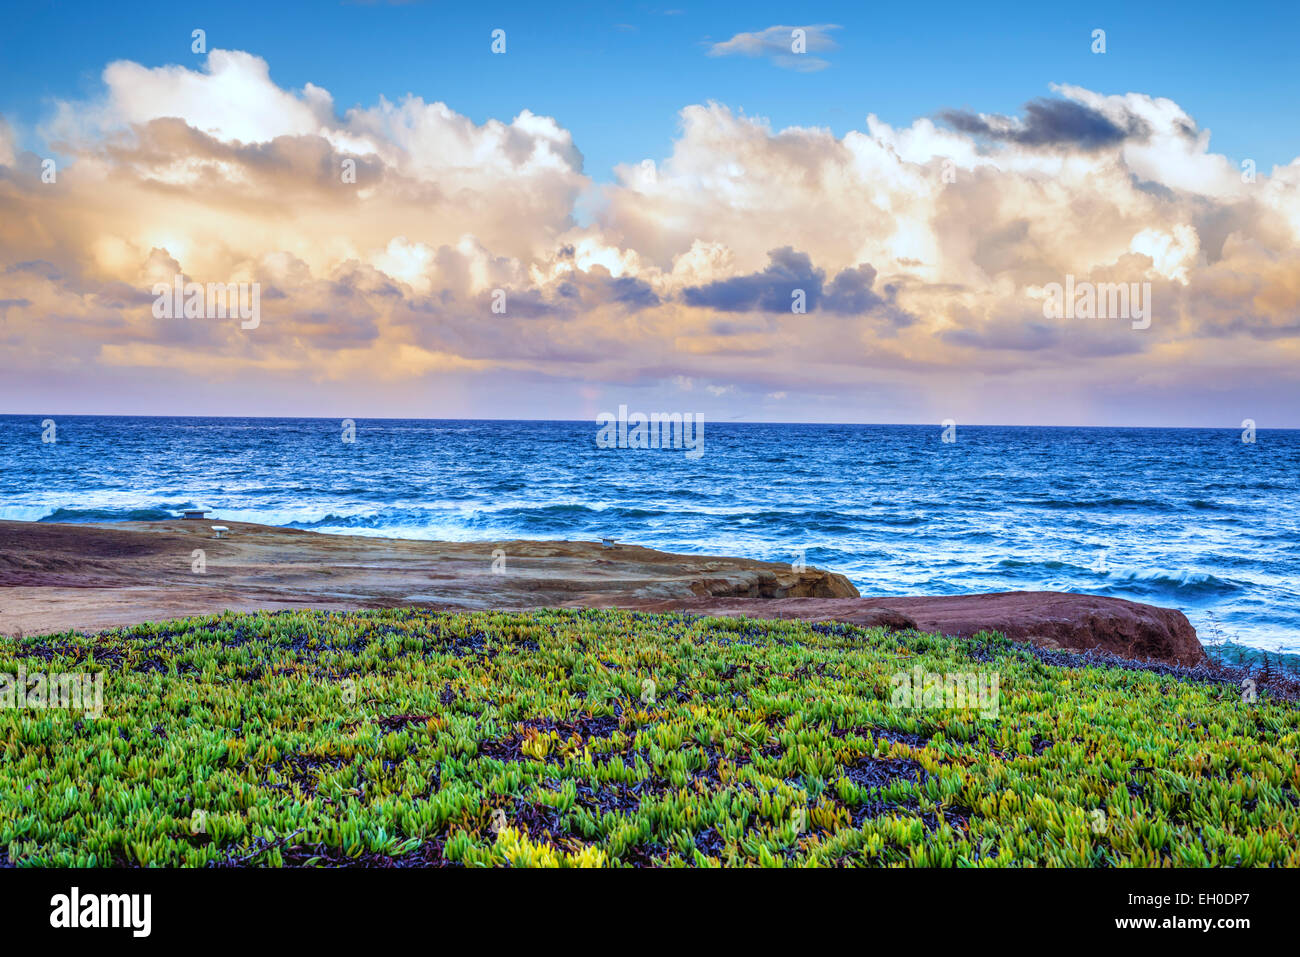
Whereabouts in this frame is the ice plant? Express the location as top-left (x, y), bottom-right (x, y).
top-left (0, 608), bottom-right (1296, 867)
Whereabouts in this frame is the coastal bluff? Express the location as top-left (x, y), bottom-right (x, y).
top-left (0, 520), bottom-right (1202, 665)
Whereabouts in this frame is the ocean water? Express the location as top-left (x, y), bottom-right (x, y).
top-left (1, 415), bottom-right (1297, 654)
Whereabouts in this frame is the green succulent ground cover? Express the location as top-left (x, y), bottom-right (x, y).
top-left (1, 607), bottom-right (1296, 867)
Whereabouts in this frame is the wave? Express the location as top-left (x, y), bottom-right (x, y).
top-left (0, 505), bottom-right (61, 522)
top-left (41, 506), bottom-right (179, 522)
top-left (996, 558), bottom-right (1071, 571)
top-left (1020, 496), bottom-right (1174, 511)
top-left (1095, 567), bottom-right (1244, 600)
top-left (981, 557), bottom-right (1245, 601)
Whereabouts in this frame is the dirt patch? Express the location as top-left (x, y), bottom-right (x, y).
top-left (843, 755), bottom-right (929, 790)
top-left (277, 835), bottom-right (461, 868)
top-left (617, 840), bottom-right (669, 867)
top-left (269, 753), bottom-right (350, 794)
top-left (373, 714), bottom-right (436, 731)
top-left (0, 522), bottom-right (179, 573)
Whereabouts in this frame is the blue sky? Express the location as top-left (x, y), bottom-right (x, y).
top-left (4, 0), bottom-right (1299, 182)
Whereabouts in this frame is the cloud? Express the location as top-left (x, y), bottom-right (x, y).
top-left (707, 24), bottom-right (840, 71)
top-left (683, 247), bottom-right (913, 324)
top-left (937, 96), bottom-right (1150, 149)
top-left (0, 48), bottom-right (1298, 424)
top-left (55, 50), bottom-right (335, 146)
top-left (684, 246), bottom-right (818, 311)
top-left (0, 115), bottom-right (15, 167)
top-left (823, 263), bottom-right (912, 326)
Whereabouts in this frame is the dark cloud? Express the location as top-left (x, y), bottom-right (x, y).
top-left (546, 270), bottom-right (660, 312)
top-left (492, 288), bottom-right (557, 318)
top-left (94, 280), bottom-right (157, 310)
top-left (608, 276), bottom-right (660, 309)
top-left (1207, 317), bottom-right (1300, 340)
top-left (5, 260), bottom-right (63, 280)
top-left (330, 260), bottom-right (406, 299)
top-left (683, 246), bottom-right (822, 312)
top-left (942, 317), bottom-right (1145, 357)
top-left (684, 248), bottom-right (914, 326)
top-left (943, 322), bottom-right (1061, 352)
top-left (822, 263), bottom-right (880, 313)
top-left (938, 98), bottom-right (1150, 150)
top-left (822, 263), bottom-right (915, 328)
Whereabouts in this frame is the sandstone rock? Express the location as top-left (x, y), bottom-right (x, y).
top-left (0, 521), bottom-right (1204, 667)
top-left (869, 591), bottom-right (1205, 667)
top-left (619, 591), bottom-right (1204, 666)
top-left (688, 568), bottom-right (858, 599)
top-left (852, 607), bottom-right (921, 631)
top-left (620, 597), bottom-right (917, 632)
top-left (0, 519), bottom-right (858, 635)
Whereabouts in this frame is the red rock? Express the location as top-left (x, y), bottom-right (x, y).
top-left (872, 591), bottom-right (1205, 666)
top-left (622, 591), bottom-right (1205, 667)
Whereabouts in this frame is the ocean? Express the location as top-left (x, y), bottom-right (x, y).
top-left (2, 415), bottom-right (1297, 654)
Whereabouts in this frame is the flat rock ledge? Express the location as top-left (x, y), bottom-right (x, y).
top-left (0, 521), bottom-right (1204, 666)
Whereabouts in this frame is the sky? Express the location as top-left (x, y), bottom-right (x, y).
top-left (1, 0), bottom-right (1299, 425)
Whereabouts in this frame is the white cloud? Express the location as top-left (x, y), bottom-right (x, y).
top-left (708, 24), bottom-right (840, 71)
top-left (1130, 225), bottom-right (1199, 284)
top-left (96, 50), bottom-right (334, 144)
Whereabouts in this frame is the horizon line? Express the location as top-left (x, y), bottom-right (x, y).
top-left (0, 412), bottom-right (1294, 432)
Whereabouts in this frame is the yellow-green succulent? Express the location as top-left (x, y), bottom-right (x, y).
top-left (0, 608), bottom-right (1296, 867)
